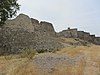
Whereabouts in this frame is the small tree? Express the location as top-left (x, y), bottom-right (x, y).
top-left (0, 0), bottom-right (20, 25)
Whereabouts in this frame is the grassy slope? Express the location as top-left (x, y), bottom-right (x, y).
top-left (0, 45), bottom-right (100, 75)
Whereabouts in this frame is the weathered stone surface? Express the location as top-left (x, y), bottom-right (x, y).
top-left (32, 53), bottom-right (86, 75)
top-left (0, 14), bottom-right (100, 54)
top-left (0, 27), bottom-right (35, 54)
top-left (78, 31), bottom-right (90, 41)
top-left (58, 27), bottom-right (100, 45)
top-left (5, 14), bottom-right (34, 32)
top-left (88, 35), bottom-right (95, 43)
top-left (77, 31), bottom-right (84, 39)
top-left (31, 18), bottom-right (40, 31)
top-left (0, 27), bottom-right (63, 54)
top-left (57, 28), bottom-right (78, 38)
top-left (40, 21), bottom-right (56, 37)
top-left (0, 14), bottom-right (63, 54)
top-left (94, 37), bottom-right (100, 45)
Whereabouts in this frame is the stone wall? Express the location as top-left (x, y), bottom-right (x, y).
top-left (77, 31), bottom-right (84, 39)
top-left (31, 18), bottom-right (40, 31)
top-left (0, 27), bottom-right (36, 54)
top-left (57, 27), bottom-right (100, 45)
top-left (94, 37), bottom-right (100, 45)
top-left (88, 35), bottom-right (95, 43)
top-left (0, 27), bottom-right (63, 54)
top-left (5, 14), bottom-right (34, 32)
top-left (31, 18), bottom-right (56, 37)
top-left (78, 31), bottom-right (90, 41)
top-left (40, 21), bottom-right (56, 37)
top-left (57, 28), bottom-right (78, 38)
top-left (0, 14), bottom-right (63, 54)
top-left (0, 13), bottom-right (100, 54)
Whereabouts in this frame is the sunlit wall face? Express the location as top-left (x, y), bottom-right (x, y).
top-left (17, 0), bottom-right (100, 36)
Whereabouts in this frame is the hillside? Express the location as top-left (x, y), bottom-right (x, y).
top-left (0, 14), bottom-right (100, 55)
top-left (0, 14), bottom-right (100, 75)
top-left (0, 45), bottom-right (100, 75)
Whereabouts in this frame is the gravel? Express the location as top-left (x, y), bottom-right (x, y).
top-left (33, 53), bottom-right (85, 73)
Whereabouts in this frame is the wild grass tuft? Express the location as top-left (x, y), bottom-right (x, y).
top-left (19, 49), bottom-right (37, 59)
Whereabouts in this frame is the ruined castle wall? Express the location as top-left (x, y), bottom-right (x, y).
top-left (69, 29), bottom-right (78, 38)
top-left (78, 31), bottom-right (90, 40)
top-left (57, 30), bottom-right (72, 38)
top-left (0, 13), bottom-right (100, 54)
top-left (78, 31), bottom-right (85, 39)
top-left (0, 27), bottom-right (63, 53)
top-left (90, 35), bottom-right (95, 39)
top-left (83, 32), bottom-right (90, 38)
top-left (31, 18), bottom-right (56, 37)
top-left (57, 28), bottom-right (78, 38)
top-left (83, 32), bottom-right (90, 41)
top-left (39, 21), bottom-right (56, 37)
top-left (31, 18), bottom-right (40, 31)
top-left (5, 14), bottom-right (34, 32)
top-left (88, 35), bottom-right (95, 43)
top-left (0, 27), bottom-right (36, 53)
top-left (94, 37), bottom-right (100, 45)
top-left (56, 27), bottom-right (100, 45)
top-left (0, 14), bottom-right (63, 54)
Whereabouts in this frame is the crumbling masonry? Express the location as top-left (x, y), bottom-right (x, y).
top-left (57, 27), bottom-right (100, 45)
top-left (0, 14), bottom-right (100, 54)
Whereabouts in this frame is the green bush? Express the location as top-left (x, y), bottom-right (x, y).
top-left (36, 49), bottom-right (48, 53)
top-left (19, 49), bottom-right (37, 59)
top-left (51, 48), bottom-right (60, 53)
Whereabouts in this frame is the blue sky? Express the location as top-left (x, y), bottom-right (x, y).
top-left (17, 0), bottom-right (100, 36)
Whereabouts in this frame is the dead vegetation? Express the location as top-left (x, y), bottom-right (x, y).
top-left (0, 45), bottom-right (100, 75)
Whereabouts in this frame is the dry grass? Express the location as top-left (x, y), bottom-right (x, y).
top-left (0, 45), bottom-right (100, 75)
top-left (56, 45), bottom-right (100, 75)
top-left (0, 56), bottom-right (39, 75)
top-left (7, 59), bottom-right (38, 75)
top-left (56, 45), bottom-right (100, 56)
top-left (59, 37), bottom-right (78, 44)
top-left (53, 59), bottom-right (86, 75)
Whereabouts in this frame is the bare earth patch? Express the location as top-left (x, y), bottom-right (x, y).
top-left (0, 45), bottom-right (100, 75)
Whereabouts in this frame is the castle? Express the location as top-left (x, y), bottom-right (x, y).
top-left (57, 27), bottom-right (100, 45)
top-left (0, 14), bottom-right (100, 54)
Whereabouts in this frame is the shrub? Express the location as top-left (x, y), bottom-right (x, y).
top-left (19, 49), bottom-right (37, 59)
top-left (36, 49), bottom-right (48, 53)
top-left (51, 48), bottom-right (60, 53)
top-left (4, 55), bottom-right (13, 60)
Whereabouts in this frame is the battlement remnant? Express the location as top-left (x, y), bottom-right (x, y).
top-left (5, 14), bottom-right (34, 32)
top-left (57, 28), bottom-right (78, 38)
top-left (0, 14), bottom-right (62, 53)
top-left (58, 27), bottom-right (100, 45)
top-left (0, 14), bottom-right (100, 54)
top-left (94, 37), bottom-right (100, 45)
top-left (39, 21), bottom-right (56, 36)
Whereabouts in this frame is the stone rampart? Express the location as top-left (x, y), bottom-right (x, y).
top-left (0, 14), bottom-right (63, 54)
top-left (0, 14), bottom-right (100, 54)
top-left (40, 21), bottom-right (56, 37)
top-left (78, 31), bottom-right (90, 40)
top-left (5, 14), bottom-right (34, 32)
top-left (57, 28), bottom-right (78, 38)
top-left (58, 28), bottom-right (100, 45)
top-left (94, 37), bottom-right (100, 45)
